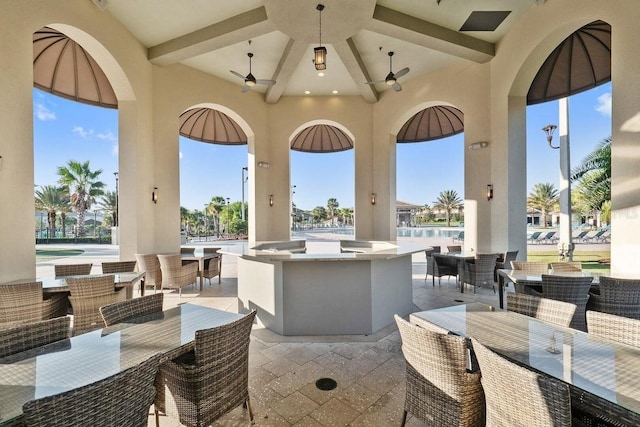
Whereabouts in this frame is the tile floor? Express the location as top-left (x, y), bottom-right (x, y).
top-left (150, 255), bottom-right (502, 426)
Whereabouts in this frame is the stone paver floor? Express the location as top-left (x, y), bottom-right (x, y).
top-left (35, 243), bottom-right (505, 426)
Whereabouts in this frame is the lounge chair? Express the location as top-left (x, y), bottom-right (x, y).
top-left (451, 231), bottom-right (464, 243)
top-left (540, 231), bottom-right (557, 244)
top-left (572, 230), bottom-right (589, 243)
top-left (583, 229), bottom-right (607, 243)
top-left (527, 231), bottom-right (542, 244)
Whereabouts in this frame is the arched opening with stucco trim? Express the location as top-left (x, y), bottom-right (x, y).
top-left (289, 120), bottom-right (355, 238)
top-left (32, 24), bottom-right (135, 262)
top-left (507, 18), bottom-right (612, 265)
top-left (178, 104), bottom-right (254, 241)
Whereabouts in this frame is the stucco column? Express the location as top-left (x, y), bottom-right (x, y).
top-left (610, 16), bottom-right (640, 274)
top-left (0, 24), bottom-right (36, 281)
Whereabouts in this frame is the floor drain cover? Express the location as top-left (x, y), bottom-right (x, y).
top-left (315, 378), bottom-right (337, 391)
top-left (454, 299), bottom-right (464, 303)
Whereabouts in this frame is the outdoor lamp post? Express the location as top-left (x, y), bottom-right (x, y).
top-left (226, 197), bottom-right (230, 236)
top-left (113, 172), bottom-right (119, 227)
top-left (291, 185), bottom-right (296, 231)
top-left (543, 97), bottom-right (573, 261)
top-left (241, 167), bottom-right (248, 221)
top-left (203, 204), bottom-right (208, 242)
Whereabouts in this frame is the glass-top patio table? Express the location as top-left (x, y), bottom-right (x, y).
top-left (4, 272), bottom-right (146, 299)
top-left (411, 303), bottom-right (640, 425)
top-left (0, 304), bottom-right (242, 425)
top-left (495, 269), bottom-right (605, 309)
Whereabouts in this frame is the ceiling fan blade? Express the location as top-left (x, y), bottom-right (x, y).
top-left (241, 85), bottom-right (251, 93)
top-left (394, 67), bottom-right (410, 79)
top-left (230, 70), bottom-right (245, 80)
top-left (256, 79), bottom-right (276, 86)
top-left (392, 82), bottom-right (402, 92)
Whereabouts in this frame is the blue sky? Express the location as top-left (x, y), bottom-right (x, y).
top-left (33, 82), bottom-right (611, 212)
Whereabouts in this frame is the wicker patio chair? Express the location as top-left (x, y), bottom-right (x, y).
top-left (586, 311), bottom-right (640, 347)
top-left (506, 292), bottom-right (576, 328)
top-left (154, 310), bottom-right (256, 427)
top-left (0, 281), bottom-right (44, 328)
top-left (101, 260), bottom-right (137, 274)
top-left (461, 253), bottom-right (500, 294)
top-left (135, 253), bottom-right (162, 294)
top-left (431, 253), bottom-right (459, 286)
top-left (471, 338), bottom-right (572, 427)
top-left (180, 247), bottom-right (195, 255)
top-left (494, 249), bottom-right (518, 282)
top-left (0, 316), bottom-right (70, 359)
top-left (202, 247), bottom-right (222, 285)
top-left (425, 246), bottom-right (440, 281)
top-left (550, 261), bottom-right (582, 272)
top-left (66, 275), bottom-right (126, 335)
top-left (22, 353), bottom-right (161, 427)
top-left (394, 315), bottom-right (484, 427)
top-left (447, 245), bottom-right (462, 253)
top-left (54, 263), bottom-right (93, 277)
top-left (157, 254), bottom-right (198, 297)
top-left (541, 274), bottom-right (593, 331)
top-left (587, 276), bottom-right (640, 319)
top-left (100, 292), bottom-right (164, 326)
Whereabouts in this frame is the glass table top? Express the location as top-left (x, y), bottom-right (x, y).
top-left (411, 303), bottom-right (640, 418)
top-left (0, 304), bottom-right (242, 423)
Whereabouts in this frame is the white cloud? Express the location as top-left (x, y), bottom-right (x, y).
top-left (111, 144), bottom-right (119, 156)
top-left (595, 92), bottom-right (612, 117)
top-left (96, 130), bottom-right (117, 142)
top-left (179, 151), bottom-right (184, 159)
top-left (34, 103), bottom-right (55, 121)
top-left (72, 126), bottom-right (95, 138)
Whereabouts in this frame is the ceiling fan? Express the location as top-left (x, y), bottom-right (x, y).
top-left (366, 51), bottom-right (410, 92)
top-left (230, 53), bottom-right (276, 93)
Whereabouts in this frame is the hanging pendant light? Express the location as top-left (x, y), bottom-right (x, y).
top-left (314, 4), bottom-right (327, 71)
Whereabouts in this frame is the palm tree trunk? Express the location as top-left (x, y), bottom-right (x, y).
top-left (76, 209), bottom-right (86, 237)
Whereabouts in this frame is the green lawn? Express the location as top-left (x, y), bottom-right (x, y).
top-left (36, 248), bottom-right (84, 263)
top-left (527, 250), bottom-right (610, 273)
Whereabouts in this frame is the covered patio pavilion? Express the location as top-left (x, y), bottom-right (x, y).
top-left (1, 0), bottom-right (639, 282)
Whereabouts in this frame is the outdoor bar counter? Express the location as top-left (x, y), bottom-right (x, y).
top-left (224, 240), bottom-right (429, 336)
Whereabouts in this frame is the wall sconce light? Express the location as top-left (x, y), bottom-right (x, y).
top-left (370, 193), bottom-right (377, 205)
top-left (269, 194), bottom-right (274, 207)
top-left (152, 187), bottom-right (158, 204)
top-left (468, 141), bottom-right (488, 150)
top-left (486, 184), bottom-right (493, 201)
top-left (257, 161), bottom-right (271, 168)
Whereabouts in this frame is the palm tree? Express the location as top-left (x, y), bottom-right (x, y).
top-left (433, 190), bottom-right (463, 227)
top-left (57, 160), bottom-right (105, 237)
top-left (571, 137), bottom-right (611, 219)
top-left (97, 191), bottom-right (117, 227)
top-left (209, 196), bottom-right (227, 237)
top-left (327, 198), bottom-right (339, 226)
top-left (35, 185), bottom-right (67, 238)
top-left (527, 183), bottom-right (558, 228)
top-left (312, 206), bottom-right (328, 224)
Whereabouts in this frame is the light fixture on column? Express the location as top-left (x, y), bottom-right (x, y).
top-left (486, 184), bottom-right (493, 201)
top-left (468, 141), bottom-right (488, 150)
top-left (152, 187), bottom-right (158, 204)
top-left (269, 194), bottom-right (274, 207)
top-left (542, 124), bottom-right (559, 149)
top-left (313, 4), bottom-right (327, 71)
top-left (370, 193), bottom-right (376, 205)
